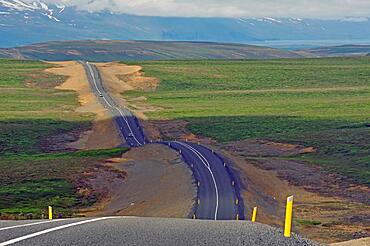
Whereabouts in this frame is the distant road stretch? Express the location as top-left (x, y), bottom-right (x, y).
top-left (82, 61), bottom-right (243, 220)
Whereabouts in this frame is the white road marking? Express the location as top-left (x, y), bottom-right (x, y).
top-left (0, 219), bottom-right (69, 231)
top-left (0, 217), bottom-right (114, 246)
top-left (85, 62), bottom-right (142, 146)
top-left (114, 107), bottom-right (142, 146)
top-left (174, 141), bottom-right (219, 220)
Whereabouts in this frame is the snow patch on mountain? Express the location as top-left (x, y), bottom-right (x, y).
top-left (56, 4), bottom-right (65, 13)
top-left (0, 0), bottom-right (33, 11)
top-left (264, 17), bottom-right (282, 23)
top-left (0, 0), bottom-right (61, 22)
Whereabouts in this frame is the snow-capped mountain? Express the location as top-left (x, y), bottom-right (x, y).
top-left (0, 0), bottom-right (62, 21)
top-left (1, 0), bottom-right (370, 48)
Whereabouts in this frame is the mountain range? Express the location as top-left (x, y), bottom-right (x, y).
top-left (1, 0), bottom-right (370, 48)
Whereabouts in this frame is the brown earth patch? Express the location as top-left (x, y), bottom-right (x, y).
top-left (95, 62), bottom-right (160, 120)
top-left (233, 156), bottom-right (369, 243)
top-left (244, 158), bottom-right (370, 204)
top-left (75, 159), bottom-right (128, 211)
top-left (227, 140), bottom-right (315, 157)
top-left (46, 61), bottom-right (122, 150)
top-left (331, 237), bottom-right (370, 246)
top-left (145, 119), bottom-right (213, 145)
top-left (82, 144), bottom-right (196, 218)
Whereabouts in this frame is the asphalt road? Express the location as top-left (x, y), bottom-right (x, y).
top-left (82, 61), bottom-right (243, 220)
top-left (0, 62), bottom-right (320, 245)
top-left (0, 217), bottom-right (322, 246)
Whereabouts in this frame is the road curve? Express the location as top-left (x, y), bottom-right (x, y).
top-left (82, 61), bottom-right (244, 220)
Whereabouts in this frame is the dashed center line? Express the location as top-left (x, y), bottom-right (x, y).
top-left (174, 141), bottom-right (219, 220)
top-left (85, 62), bottom-right (142, 146)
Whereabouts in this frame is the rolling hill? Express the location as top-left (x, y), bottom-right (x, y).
top-left (0, 40), bottom-right (302, 61)
top-left (300, 45), bottom-right (370, 57)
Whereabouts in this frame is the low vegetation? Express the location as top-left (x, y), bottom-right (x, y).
top-left (0, 59), bottom-right (126, 218)
top-left (296, 219), bottom-right (322, 226)
top-left (125, 58), bottom-right (370, 185)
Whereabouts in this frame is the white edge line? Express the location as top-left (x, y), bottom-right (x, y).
top-left (174, 141), bottom-right (219, 220)
top-left (0, 217), bottom-right (114, 246)
top-left (85, 62), bottom-right (142, 146)
top-left (0, 219), bottom-right (69, 231)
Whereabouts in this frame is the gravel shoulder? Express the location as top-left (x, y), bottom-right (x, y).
top-left (3, 217), bottom-right (322, 246)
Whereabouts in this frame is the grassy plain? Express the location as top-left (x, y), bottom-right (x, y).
top-left (125, 58), bottom-right (370, 184)
top-left (0, 59), bottom-right (126, 218)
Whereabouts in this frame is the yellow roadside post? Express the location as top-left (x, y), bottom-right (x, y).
top-left (251, 207), bottom-right (257, 222)
top-left (235, 198), bottom-right (239, 205)
top-left (284, 196), bottom-right (294, 238)
top-left (48, 206), bottom-right (53, 220)
top-left (236, 214), bottom-right (239, 221)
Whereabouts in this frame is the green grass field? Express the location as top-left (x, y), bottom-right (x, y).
top-left (0, 59), bottom-right (126, 218)
top-left (125, 58), bottom-right (370, 184)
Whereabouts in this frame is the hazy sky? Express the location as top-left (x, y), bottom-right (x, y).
top-left (26, 0), bottom-right (370, 19)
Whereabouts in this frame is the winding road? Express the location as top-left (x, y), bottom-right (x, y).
top-left (0, 62), bottom-right (320, 246)
top-left (82, 61), bottom-right (244, 220)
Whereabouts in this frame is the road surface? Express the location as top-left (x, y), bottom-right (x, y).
top-left (0, 217), bottom-right (321, 246)
top-left (82, 61), bottom-right (243, 220)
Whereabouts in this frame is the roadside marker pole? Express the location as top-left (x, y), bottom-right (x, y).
top-left (193, 214), bottom-right (196, 219)
top-left (284, 196), bottom-right (294, 238)
top-left (197, 181), bottom-right (200, 187)
top-left (48, 206), bottom-right (53, 220)
top-left (235, 198), bottom-right (239, 205)
top-left (251, 207), bottom-right (257, 222)
top-left (197, 199), bottom-right (200, 205)
top-left (236, 214), bottom-right (239, 221)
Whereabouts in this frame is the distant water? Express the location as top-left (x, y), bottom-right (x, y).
top-left (248, 39), bottom-right (370, 50)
